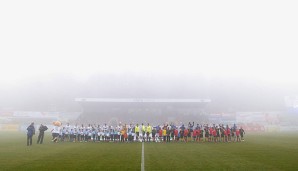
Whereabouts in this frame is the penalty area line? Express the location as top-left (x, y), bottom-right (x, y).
top-left (141, 142), bottom-right (145, 171)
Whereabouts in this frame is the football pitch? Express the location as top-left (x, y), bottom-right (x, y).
top-left (0, 132), bottom-right (298, 171)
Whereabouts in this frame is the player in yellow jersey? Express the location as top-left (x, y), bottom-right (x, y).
top-left (162, 126), bottom-right (167, 143)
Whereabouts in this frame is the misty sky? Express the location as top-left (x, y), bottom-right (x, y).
top-left (0, 0), bottom-right (297, 85)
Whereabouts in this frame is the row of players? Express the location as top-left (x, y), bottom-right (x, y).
top-left (51, 122), bottom-right (245, 143)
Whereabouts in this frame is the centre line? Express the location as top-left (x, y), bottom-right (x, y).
top-left (141, 142), bottom-right (145, 171)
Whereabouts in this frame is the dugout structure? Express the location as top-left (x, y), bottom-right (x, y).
top-left (75, 98), bottom-right (211, 125)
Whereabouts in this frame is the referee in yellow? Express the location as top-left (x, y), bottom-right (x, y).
top-left (146, 123), bottom-right (152, 142)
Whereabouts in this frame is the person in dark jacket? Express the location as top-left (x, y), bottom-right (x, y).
top-left (239, 127), bottom-right (245, 141)
top-left (27, 122), bottom-right (35, 146)
top-left (37, 124), bottom-right (48, 144)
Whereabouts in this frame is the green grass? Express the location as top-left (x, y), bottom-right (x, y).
top-left (0, 132), bottom-right (141, 171)
top-left (146, 134), bottom-right (298, 171)
top-left (0, 132), bottom-right (298, 171)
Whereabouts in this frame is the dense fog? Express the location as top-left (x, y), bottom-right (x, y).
top-left (0, 72), bottom-right (297, 112)
top-left (1, 1), bottom-right (298, 131)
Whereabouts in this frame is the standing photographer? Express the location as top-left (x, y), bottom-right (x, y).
top-left (27, 122), bottom-right (35, 146)
top-left (37, 124), bottom-right (48, 144)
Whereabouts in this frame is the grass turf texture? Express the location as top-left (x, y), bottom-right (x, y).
top-left (0, 132), bottom-right (298, 171)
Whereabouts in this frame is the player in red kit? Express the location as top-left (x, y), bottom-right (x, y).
top-left (236, 129), bottom-right (240, 142)
top-left (183, 129), bottom-right (189, 142)
top-left (174, 128), bottom-right (178, 142)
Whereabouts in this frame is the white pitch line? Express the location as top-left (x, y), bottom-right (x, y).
top-left (141, 142), bottom-right (145, 171)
